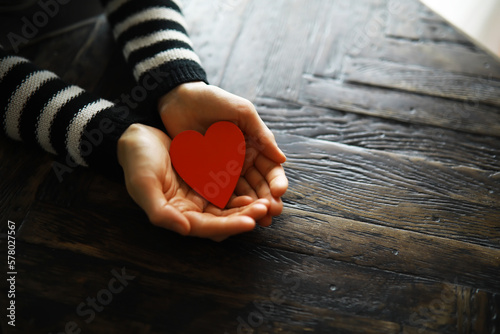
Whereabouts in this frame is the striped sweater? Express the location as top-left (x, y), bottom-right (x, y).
top-left (0, 0), bottom-right (207, 179)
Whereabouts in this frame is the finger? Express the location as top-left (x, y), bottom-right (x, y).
top-left (209, 86), bottom-right (285, 164)
top-left (226, 195), bottom-right (255, 209)
top-left (126, 176), bottom-right (190, 235)
top-left (244, 166), bottom-right (283, 217)
top-left (244, 166), bottom-right (271, 201)
top-left (184, 200), bottom-right (269, 239)
top-left (234, 177), bottom-right (258, 199)
top-left (258, 214), bottom-right (273, 227)
top-left (244, 125), bottom-right (286, 164)
top-left (224, 95), bottom-right (286, 165)
top-left (254, 154), bottom-right (288, 198)
top-left (241, 145), bottom-right (259, 174)
top-left (205, 198), bottom-right (270, 217)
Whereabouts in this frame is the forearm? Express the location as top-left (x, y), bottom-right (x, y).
top-left (0, 48), bottom-right (150, 178)
top-left (100, 0), bottom-right (208, 102)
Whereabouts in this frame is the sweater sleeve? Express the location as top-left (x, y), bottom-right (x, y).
top-left (0, 47), bottom-right (156, 180)
top-left (100, 0), bottom-right (208, 102)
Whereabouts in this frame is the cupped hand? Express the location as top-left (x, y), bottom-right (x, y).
top-left (158, 82), bottom-right (288, 226)
top-left (117, 123), bottom-right (271, 241)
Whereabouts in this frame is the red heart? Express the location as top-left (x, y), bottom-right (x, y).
top-left (170, 121), bottom-right (246, 209)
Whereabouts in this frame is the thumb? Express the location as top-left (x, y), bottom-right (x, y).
top-left (126, 175), bottom-right (191, 235)
top-left (242, 116), bottom-right (286, 164)
top-left (207, 85), bottom-right (286, 163)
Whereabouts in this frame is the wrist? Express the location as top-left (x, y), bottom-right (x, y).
top-left (158, 81), bottom-right (207, 114)
top-left (117, 123), bottom-right (144, 167)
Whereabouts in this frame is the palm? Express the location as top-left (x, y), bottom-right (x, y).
top-left (147, 128), bottom-right (248, 212)
top-left (159, 151), bottom-right (205, 213)
top-left (158, 82), bottom-right (288, 226)
top-left (118, 124), bottom-right (270, 241)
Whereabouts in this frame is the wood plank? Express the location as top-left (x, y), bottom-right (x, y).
top-left (13, 19), bottom-right (100, 78)
top-left (343, 57), bottom-right (500, 106)
top-left (0, 0), bottom-right (102, 50)
top-left (14, 143), bottom-right (500, 292)
top-left (83, 172), bottom-right (500, 291)
top-left (300, 75), bottom-right (500, 137)
top-left (248, 208), bottom-right (500, 292)
top-left (329, 0), bottom-right (500, 79)
top-left (2, 0), bottom-right (500, 332)
top-left (321, 0), bottom-right (398, 77)
top-left (254, 99), bottom-right (500, 172)
top-left (347, 37), bottom-right (500, 79)
top-left (214, 0), bottom-right (387, 100)
top-left (215, 0), bottom-right (287, 100)
top-left (254, 0), bottom-right (368, 102)
top-left (386, 16), bottom-right (470, 44)
top-left (302, 0), bottom-right (371, 79)
top-left (0, 136), bottom-right (52, 233)
top-left (385, 0), bottom-right (470, 44)
top-left (275, 134), bottom-right (500, 248)
top-left (2, 139), bottom-right (491, 326)
top-left (80, 172), bottom-right (500, 291)
top-left (35, 164), bottom-right (97, 209)
top-left (16, 16), bottom-right (115, 93)
top-left (183, 0), bottom-right (251, 87)
top-left (6, 231), bottom-right (498, 333)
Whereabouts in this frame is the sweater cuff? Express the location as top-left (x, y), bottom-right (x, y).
top-left (100, 0), bottom-right (209, 103)
top-left (136, 59), bottom-right (208, 104)
top-left (81, 102), bottom-right (163, 180)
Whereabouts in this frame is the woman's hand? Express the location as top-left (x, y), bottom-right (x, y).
top-left (158, 82), bottom-right (288, 226)
top-left (118, 123), bottom-right (271, 241)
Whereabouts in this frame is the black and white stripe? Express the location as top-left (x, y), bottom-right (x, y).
top-left (0, 54), bottom-right (120, 167)
top-left (1, 0), bottom-right (208, 176)
top-left (102, 0), bottom-right (207, 91)
top-left (122, 29), bottom-right (193, 60)
top-left (5, 70), bottom-right (58, 141)
top-left (66, 99), bottom-right (114, 166)
top-left (36, 85), bottom-right (85, 155)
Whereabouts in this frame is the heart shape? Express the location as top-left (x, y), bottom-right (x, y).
top-left (170, 121), bottom-right (246, 209)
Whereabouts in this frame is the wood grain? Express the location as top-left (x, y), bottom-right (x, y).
top-left (1, 0), bottom-right (500, 332)
top-left (350, 37), bottom-right (500, 80)
top-left (385, 2), bottom-right (471, 44)
top-left (300, 75), bottom-right (500, 137)
top-left (344, 57), bottom-right (500, 106)
top-left (0, 137), bottom-right (52, 233)
top-left (254, 99), bottom-right (500, 172)
top-left (277, 134), bottom-right (500, 247)
top-left (3, 237), bottom-right (497, 334)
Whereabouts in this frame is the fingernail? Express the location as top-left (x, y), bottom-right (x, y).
top-left (173, 222), bottom-right (190, 236)
top-left (278, 147), bottom-right (286, 161)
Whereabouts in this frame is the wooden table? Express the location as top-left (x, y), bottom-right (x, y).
top-left (1, 0), bottom-right (500, 333)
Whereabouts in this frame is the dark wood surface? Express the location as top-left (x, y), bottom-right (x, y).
top-left (1, 0), bottom-right (500, 333)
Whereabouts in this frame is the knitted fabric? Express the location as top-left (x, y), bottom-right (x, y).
top-left (0, 0), bottom-right (207, 178)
